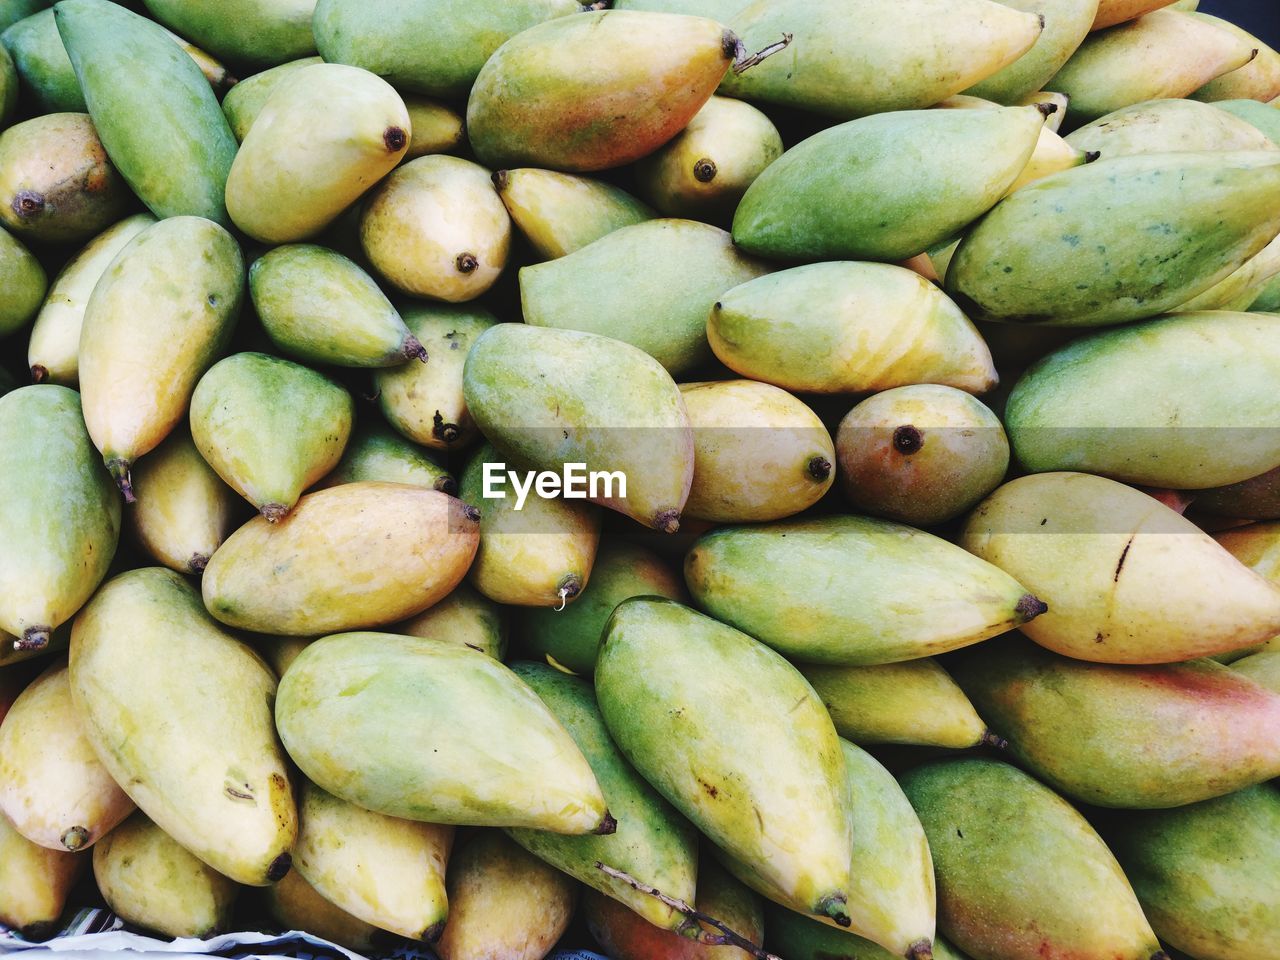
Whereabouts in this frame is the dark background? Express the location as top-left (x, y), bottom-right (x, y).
top-left (1201, 0), bottom-right (1279, 45)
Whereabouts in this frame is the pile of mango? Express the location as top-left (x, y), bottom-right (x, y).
top-left (1, 0), bottom-right (1280, 959)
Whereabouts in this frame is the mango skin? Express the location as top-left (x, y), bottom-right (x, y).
top-left (467, 10), bottom-right (733, 173)
top-left (70, 567), bottom-right (297, 886)
top-left (141, 0), bottom-right (316, 65)
top-left (495, 167), bottom-right (654, 260)
top-left (1093, 0), bottom-right (1178, 29)
top-left (901, 758), bottom-right (1162, 960)
top-left (952, 636), bottom-right (1280, 808)
top-left (276, 632), bottom-right (610, 833)
top-left (1, 9), bottom-right (85, 113)
top-left (202, 483), bottom-right (478, 636)
top-left (685, 516), bottom-right (1040, 665)
top-left (313, 0), bottom-right (580, 99)
top-left (0, 810), bottom-right (84, 937)
top-left (321, 421), bottom-right (455, 495)
top-left (0, 222), bottom-right (45, 336)
top-left (1005, 312), bottom-right (1280, 488)
top-left (1066, 98), bottom-right (1278, 157)
top-left (221, 56), bottom-right (322, 142)
top-left (55, 0), bottom-right (237, 224)
top-left (263, 870), bottom-right (383, 954)
top-left (1216, 98), bottom-right (1280, 146)
top-left (395, 581), bottom-right (506, 661)
top-left (1233, 651), bottom-right (1280, 695)
top-left (766, 905), bottom-right (969, 960)
top-left (947, 152), bottom-right (1280, 326)
top-left (964, 0), bottom-right (1100, 104)
top-left (520, 218), bottom-right (770, 375)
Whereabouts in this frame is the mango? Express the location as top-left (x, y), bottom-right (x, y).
top-left (276, 632), bottom-right (610, 833)
top-left (220, 55), bottom-right (321, 141)
top-left (294, 781), bottom-right (452, 941)
top-left (55, 0), bottom-right (237, 223)
top-left (521, 219), bottom-right (769, 375)
top-left (253, 634), bottom-right (313, 679)
top-left (612, 0), bottom-right (745, 17)
top-left (0, 623), bottom-right (67, 670)
top-left (226, 63), bottom-right (409, 244)
top-left (467, 10), bottom-right (733, 172)
top-left (964, 0), bottom-right (1100, 104)
top-left (901, 758), bottom-right (1164, 960)
top-left (1, 9), bottom-right (85, 112)
top-left (321, 421), bottom-right (455, 495)
top-left (596, 598), bottom-right (854, 926)
top-left (438, 831), bottom-right (578, 960)
top-left (0, 811), bottom-right (83, 937)
top-left (1216, 98), bottom-right (1280, 145)
top-left (402, 96), bottom-right (464, 160)
top-left (463, 324), bottom-right (694, 533)
top-left (395, 582), bottom-right (507, 661)
top-left (190, 353), bottom-right (353, 522)
top-left (70, 567), bottom-right (297, 885)
top-left (1233, 651), bottom-right (1280, 694)
top-left (685, 516), bottom-right (1043, 665)
top-left (765, 906), bottom-right (972, 960)
top-left (494, 167), bottom-right (654, 260)
top-left (1066, 98), bottom-right (1278, 157)
top-left (360, 155), bottom-right (510, 301)
top-left (141, 0), bottom-right (316, 65)
top-left (263, 871), bottom-right (383, 954)
top-left (952, 636), bottom-right (1280, 808)
top-left (508, 662), bottom-right (699, 933)
top-left (93, 812), bottom-right (238, 938)
top-left (1189, 14), bottom-right (1280, 103)
top-left (0, 36), bottom-right (11, 122)
top-left (0, 0), bottom-right (49, 34)
top-left (0, 385), bottom-right (119, 651)
top-left (0, 222), bottom-right (45, 336)
top-left (202, 483), bottom-right (478, 636)
top-left (1179, 232), bottom-right (1280, 311)
top-left (1093, 0), bottom-right (1178, 29)
top-left (79, 215), bottom-right (244, 501)
top-left (946, 153), bottom-right (1280, 326)
top-left (733, 107), bottom-right (1045, 262)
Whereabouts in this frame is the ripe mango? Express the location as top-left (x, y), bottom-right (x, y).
top-left (0, 811), bottom-right (83, 937)
top-left (321, 421), bottom-right (455, 495)
top-left (220, 56), bottom-right (321, 141)
top-left (1189, 14), bottom-right (1280, 103)
top-left (494, 167), bottom-right (654, 260)
top-left (0, 222), bottom-right (44, 336)
top-left (395, 582), bottom-right (506, 661)
top-left (263, 870), bottom-right (383, 954)
top-left (964, 0), bottom-right (1100, 104)
top-left (1066, 98), bottom-right (1278, 157)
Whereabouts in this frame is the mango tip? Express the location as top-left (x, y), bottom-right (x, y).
top-left (980, 729), bottom-right (1009, 751)
top-left (906, 940), bottom-right (934, 960)
top-left (189, 553), bottom-right (209, 574)
top-left (420, 921), bottom-right (445, 943)
top-left (491, 169), bottom-right (510, 192)
top-left (1084, 150), bottom-right (1101, 164)
top-left (260, 503), bottom-right (289, 524)
top-left (16, 626), bottom-right (50, 652)
top-left (403, 334), bottom-right (428, 363)
top-left (107, 458), bottom-right (135, 504)
top-left (29, 365), bottom-right (48, 384)
top-left (595, 811), bottom-right (618, 835)
top-left (60, 826), bottom-right (90, 851)
top-left (266, 852), bottom-right (292, 883)
top-left (1015, 594), bottom-right (1048, 622)
top-left (816, 893), bottom-right (850, 927)
top-left (654, 509), bottom-right (681, 534)
top-left (808, 456), bottom-right (832, 482)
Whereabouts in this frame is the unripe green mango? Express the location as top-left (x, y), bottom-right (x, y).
top-left (263, 871), bottom-right (383, 954)
top-left (947, 153), bottom-right (1280, 326)
top-left (141, 0), bottom-right (316, 65)
top-left (0, 386), bottom-right (119, 651)
top-left (1216, 98), bottom-right (1280, 145)
top-left (202, 483), bottom-right (479, 636)
top-left (1005, 313), bottom-right (1280, 487)
top-left (395, 582), bottom-right (506, 661)
top-left (321, 420), bottom-right (454, 495)
top-left (0, 222), bottom-right (44, 336)
top-left (1189, 14), bottom-right (1280, 103)
top-left (507, 662), bottom-right (698, 933)
top-left (612, 0), bottom-right (745, 18)
top-left (686, 516), bottom-right (1041, 666)
top-left (250, 246), bottom-right (425, 368)
top-left (1, 10), bottom-right (85, 112)
top-left (964, 0), bottom-right (1099, 104)
top-left (70, 567), bottom-right (297, 885)
top-left (521, 219), bottom-right (769, 374)
top-left (0, 0), bottom-right (49, 33)
top-left (952, 636), bottom-right (1280, 808)
top-left (1179, 232), bottom-right (1280, 312)
top-left (901, 758), bottom-right (1164, 960)
top-left (734, 107), bottom-right (1044, 262)
top-left (277, 632), bottom-right (610, 833)
top-left (93, 812), bottom-right (239, 938)
top-left (1066, 98), bottom-right (1278, 157)
top-left (0, 32), bottom-right (14, 124)
top-left (710, 263), bottom-right (997, 394)
top-left (523, 540), bottom-right (685, 675)
top-left (0, 810), bottom-right (83, 937)
top-left (493, 167), bottom-right (654, 260)
top-left (55, 0), bottom-right (236, 223)
top-left (190, 353), bottom-right (353, 522)
top-left (221, 56), bottom-right (321, 142)
top-left (467, 10), bottom-right (733, 173)
top-left (463, 324), bottom-right (694, 533)
top-left (226, 63), bottom-right (409, 244)
top-left (800, 660), bottom-right (994, 750)
top-left (1111, 786), bottom-right (1280, 960)
top-left (595, 598), bottom-right (855, 926)
top-left (314, 0), bottom-right (579, 99)
top-left (1232, 651), bottom-right (1280, 694)
top-left (765, 905), bottom-right (972, 960)
top-left (721, 0), bottom-right (1042, 119)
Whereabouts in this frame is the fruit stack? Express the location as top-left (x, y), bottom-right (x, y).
top-left (0, 1), bottom-right (1278, 959)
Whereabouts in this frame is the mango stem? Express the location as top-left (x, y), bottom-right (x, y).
top-left (732, 33), bottom-right (793, 75)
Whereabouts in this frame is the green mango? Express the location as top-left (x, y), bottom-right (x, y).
top-left (709, 263), bottom-right (997, 394)
top-left (766, 905), bottom-right (974, 960)
top-left (0, 222), bottom-right (45, 336)
top-left (27, 213), bottom-right (153, 388)
top-left (684, 516), bottom-right (1043, 665)
top-left (1066, 98), bottom-right (1278, 157)
top-left (467, 10), bottom-right (734, 173)
top-left (952, 636), bottom-right (1280, 808)
top-left (507, 662), bottom-right (699, 934)
top-left (0, 810), bottom-right (83, 937)
top-left (141, 0), bottom-right (316, 65)
top-left (520, 219), bottom-right (770, 374)
top-left (55, 0), bottom-right (237, 224)
top-left (1, 10), bottom-right (86, 112)
top-left (321, 420), bottom-right (454, 495)
top-left (221, 56), bottom-right (322, 142)
top-left (1252, 272), bottom-right (1280, 313)
top-left (313, 0), bottom-right (579, 99)
top-left (800, 659), bottom-right (995, 750)
top-left (523, 540), bottom-right (686, 675)
top-left (226, 63), bottom-right (410, 244)
top-left (733, 106), bottom-right (1045, 262)
top-left (190, 352), bottom-right (353, 522)
top-left (93, 811), bottom-right (239, 938)
top-left (1188, 10), bottom-right (1280, 105)
top-left (1005, 312), bottom-right (1280, 488)
top-left (463, 324), bottom-right (694, 533)
top-left (964, 0), bottom-right (1100, 104)
top-left (275, 632), bottom-right (611, 833)
top-left (0, 386), bottom-right (119, 651)
top-left (901, 758), bottom-right (1164, 960)
top-left (611, 0), bottom-right (745, 19)
top-left (0, 0), bottom-right (49, 33)
top-left (720, 0), bottom-right (1043, 119)
top-left (374, 303), bottom-right (497, 451)
top-left (1233, 651), bottom-right (1280, 695)
top-left (493, 167), bottom-right (654, 260)
top-left (70, 567), bottom-right (297, 885)
top-left (1179, 232), bottom-right (1280, 312)
top-left (721, 740), bottom-right (936, 959)
top-left (595, 598), bottom-right (854, 926)
top-left (1216, 98), bottom-right (1280, 146)
top-left (1111, 786), bottom-right (1280, 960)
top-left (250, 246), bottom-right (425, 368)
top-left (0, 33), bottom-right (13, 124)
top-left (395, 582), bottom-right (507, 661)
top-left (946, 152), bottom-right (1280, 326)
